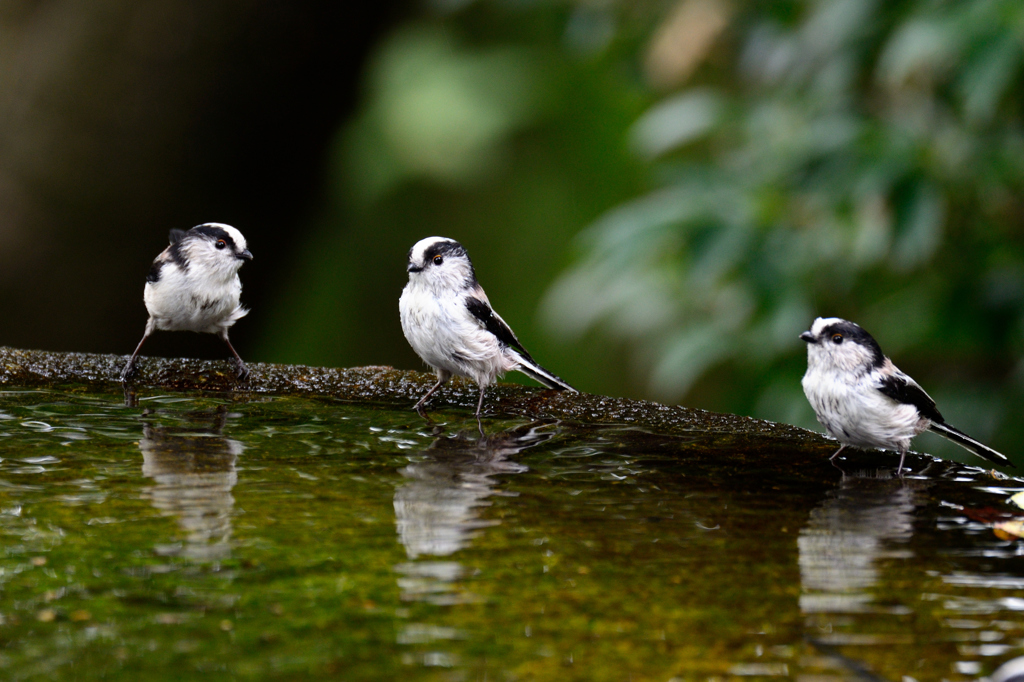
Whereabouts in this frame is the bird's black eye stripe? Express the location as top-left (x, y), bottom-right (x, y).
top-left (190, 225), bottom-right (237, 251)
top-left (432, 255), bottom-right (443, 266)
top-left (819, 320), bottom-right (886, 366)
top-left (423, 240), bottom-right (467, 263)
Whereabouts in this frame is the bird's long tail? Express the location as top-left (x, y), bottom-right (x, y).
top-left (514, 355), bottom-right (577, 393)
top-left (929, 422), bottom-right (1013, 467)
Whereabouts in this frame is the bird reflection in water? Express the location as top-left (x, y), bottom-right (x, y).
top-left (798, 466), bottom-right (933, 615)
top-left (393, 421), bottom-right (555, 604)
top-left (138, 407), bottom-right (242, 562)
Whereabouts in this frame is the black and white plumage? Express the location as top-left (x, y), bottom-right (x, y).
top-left (800, 316), bottom-right (1012, 474)
top-left (399, 236), bottom-right (576, 418)
top-left (121, 223), bottom-right (253, 383)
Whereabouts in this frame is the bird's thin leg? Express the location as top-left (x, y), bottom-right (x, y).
top-left (829, 444), bottom-right (847, 461)
top-left (475, 386), bottom-right (487, 419)
top-left (475, 386), bottom-right (488, 437)
top-left (413, 377), bottom-right (447, 414)
top-left (896, 447), bottom-right (907, 476)
top-left (120, 331), bottom-right (151, 383)
top-left (220, 330), bottom-right (249, 381)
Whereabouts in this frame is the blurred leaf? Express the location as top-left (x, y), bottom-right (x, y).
top-left (643, 0), bottom-right (733, 89)
top-left (651, 324), bottom-right (737, 398)
top-left (346, 27), bottom-right (543, 200)
top-left (890, 181), bottom-right (943, 270)
top-left (959, 34), bottom-right (1022, 125)
top-left (629, 89), bottom-right (723, 158)
top-left (877, 17), bottom-right (959, 91)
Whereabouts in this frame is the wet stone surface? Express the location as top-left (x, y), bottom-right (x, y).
top-left (0, 346), bottom-right (819, 441)
top-left (0, 349), bottom-right (1022, 680)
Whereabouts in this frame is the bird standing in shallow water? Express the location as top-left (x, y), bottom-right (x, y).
top-left (399, 236), bottom-right (576, 419)
top-left (121, 223), bottom-right (253, 383)
top-left (800, 316), bottom-right (1012, 474)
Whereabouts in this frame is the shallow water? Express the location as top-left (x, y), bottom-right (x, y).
top-left (0, 388), bottom-right (1022, 680)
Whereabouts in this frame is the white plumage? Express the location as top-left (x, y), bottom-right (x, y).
top-left (399, 236), bottom-right (575, 418)
top-left (121, 223), bottom-right (253, 382)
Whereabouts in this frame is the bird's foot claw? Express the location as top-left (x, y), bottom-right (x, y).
top-left (413, 402), bottom-right (436, 424)
top-left (234, 360), bottom-right (250, 382)
top-left (119, 361), bottom-right (138, 384)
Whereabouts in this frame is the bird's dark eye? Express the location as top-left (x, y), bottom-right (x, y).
top-left (432, 255), bottom-right (443, 266)
top-left (831, 334), bottom-right (843, 344)
top-left (215, 240), bottom-right (227, 250)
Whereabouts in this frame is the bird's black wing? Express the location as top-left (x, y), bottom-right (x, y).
top-left (168, 229), bottom-right (188, 244)
top-left (464, 296), bottom-right (536, 363)
top-left (876, 372), bottom-right (944, 423)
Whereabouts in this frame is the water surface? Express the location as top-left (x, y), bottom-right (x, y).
top-left (0, 388), bottom-right (1022, 680)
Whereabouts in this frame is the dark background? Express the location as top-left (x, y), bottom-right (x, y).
top-left (0, 1), bottom-right (401, 358)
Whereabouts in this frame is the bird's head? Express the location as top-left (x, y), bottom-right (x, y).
top-left (405, 236), bottom-right (477, 292)
top-left (800, 316), bottom-right (885, 374)
top-left (172, 223), bottom-right (252, 277)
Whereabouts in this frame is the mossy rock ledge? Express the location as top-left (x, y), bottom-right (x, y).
top-left (0, 345), bottom-right (835, 456)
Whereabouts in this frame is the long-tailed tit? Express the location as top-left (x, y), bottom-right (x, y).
top-left (399, 236), bottom-right (576, 418)
top-left (121, 223), bottom-right (253, 383)
top-left (800, 316), bottom-right (1012, 473)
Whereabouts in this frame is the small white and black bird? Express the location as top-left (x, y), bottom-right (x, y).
top-left (121, 223), bottom-right (253, 383)
top-left (399, 236), bottom-right (576, 418)
top-left (800, 316), bottom-right (1012, 473)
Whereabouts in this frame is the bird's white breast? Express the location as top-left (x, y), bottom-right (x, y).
top-left (802, 361), bottom-right (924, 451)
top-left (145, 264), bottom-right (245, 334)
top-left (399, 279), bottom-right (509, 387)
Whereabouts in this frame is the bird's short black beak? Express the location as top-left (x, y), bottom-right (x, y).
top-left (799, 331), bottom-right (815, 343)
top-left (238, 249), bottom-right (254, 261)
top-left (407, 263), bottom-right (423, 273)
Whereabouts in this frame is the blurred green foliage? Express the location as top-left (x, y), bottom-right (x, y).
top-left (542, 0), bottom-right (1024, 458)
top-left (262, 0), bottom-right (1024, 460)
